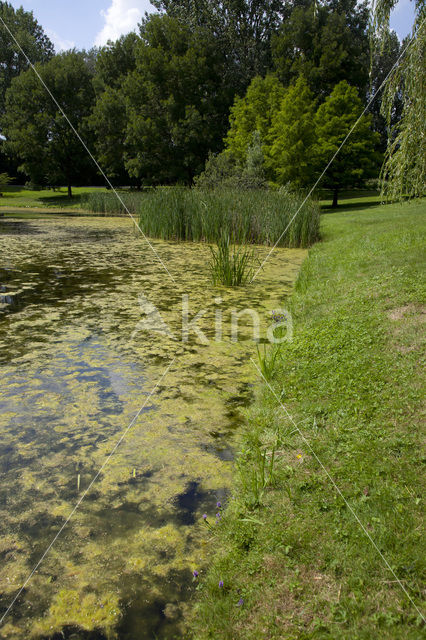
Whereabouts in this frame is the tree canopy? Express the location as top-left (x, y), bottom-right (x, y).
top-left (98, 15), bottom-right (234, 185)
top-left (0, 1), bottom-right (54, 123)
top-left (3, 51), bottom-right (97, 195)
top-left (151, 0), bottom-right (286, 91)
top-left (224, 74), bottom-right (284, 166)
top-left (0, 0), bottom-right (411, 193)
top-left (314, 80), bottom-right (381, 206)
top-left (368, 30), bottom-right (402, 152)
top-left (268, 76), bottom-right (317, 187)
top-left (271, 0), bottom-right (370, 99)
top-left (92, 33), bottom-right (138, 94)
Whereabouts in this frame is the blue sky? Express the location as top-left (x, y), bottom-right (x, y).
top-left (8, 0), bottom-right (417, 52)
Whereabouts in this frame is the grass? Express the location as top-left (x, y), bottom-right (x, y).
top-left (0, 185), bottom-right (109, 210)
top-left (188, 197), bottom-right (426, 639)
top-left (318, 188), bottom-right (383, 211)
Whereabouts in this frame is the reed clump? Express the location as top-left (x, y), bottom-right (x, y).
top-left (209, 234), bottom-right (256, 286)
top-left (82, 187), bottom-right (320, 248)
top-left (81, 190), bottom-right (145, 215)
top-left (139, 187), bottom-right (320, 248)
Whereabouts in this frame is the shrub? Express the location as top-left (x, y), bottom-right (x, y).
top-left (0, 173), bottom-right (13, 196)
top-left (195, 131), bottom-right (266, 190)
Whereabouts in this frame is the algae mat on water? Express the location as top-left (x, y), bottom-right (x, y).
top-left (0, 217), bottom-right (305, 639)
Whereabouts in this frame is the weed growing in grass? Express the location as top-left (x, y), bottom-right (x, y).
top-left (235, 412), bottom-right (282, 510)
top-left (256, 344), bottom-right (280, 381)
top-left (209, 234), bottom-right (256, 286)
top-left (243, 443), bottom-right (277, 508)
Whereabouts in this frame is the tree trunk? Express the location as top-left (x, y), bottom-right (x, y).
top-left (68, 184), bottom-right (72, 198)
top-left (332, 188), bottom-right (338, 208)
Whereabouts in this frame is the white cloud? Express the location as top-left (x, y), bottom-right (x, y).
top-left (46, 28), bottom-right (75, 53)
top-left (94, 0), bottom-right (155, 47)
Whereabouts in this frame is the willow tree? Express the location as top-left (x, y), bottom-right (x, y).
top-left (372, 0), bottom-right (425, 199)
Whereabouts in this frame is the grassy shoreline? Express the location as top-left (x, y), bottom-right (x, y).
top-left (188, 198), bottom-right (425, 638)
top-left (0, 185), bottom-right (381, 215)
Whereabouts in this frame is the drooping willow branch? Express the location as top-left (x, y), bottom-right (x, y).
top-left (372, 0), bottom-right (425, 200)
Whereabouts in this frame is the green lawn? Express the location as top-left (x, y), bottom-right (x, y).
top-left (189, 198), bottom-right (425, 639)
top-left (318, 188), bottom-right (383, 211)
top-left (0, 185), bottom-right (109, 210)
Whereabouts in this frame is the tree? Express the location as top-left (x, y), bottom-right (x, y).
top-left (368, 30), bottom-right (402, 152)
top-left (372, 0), bottom-right (425, 199)
top-left (3, 51), bottom-right (97, 196)
top-left (224, 74), bottom-right (285, 168)
top-left (88, 34), bottom-right (139, 183)
top-left (0, 1), bottom-right (53, 124)
top-left (271, 0), bottom-right (370, 99)
top-left (268, 75), bottom-right (317, 187)
top-left (242, 130), bottom-right (266, 187)
top-left (89, 86), bottom-right (130, 182)
top-left (122, 15), bottom-right (234, 185)
top-left (93, 33), bottom-right (138, 94)
top-left (314, 80), bottom-right (381, 206)
top-left (151, 0), bottom-right (285, 91)
top-left (0, 171), bottom-right (12, 195)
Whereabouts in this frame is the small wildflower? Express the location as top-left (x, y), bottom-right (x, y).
top-left (193, 570), bottom-right (199, 578)
top-left (237, 598), bottom-right (244, 607)
top-left (271, 310), bottom-right (287, 324)
top-left (296, 454), bottom-right (302, 459)
top-left (219, 580), bottom-right (224, 588)
top-left (216, 512), bottom-right (221, 520)
top-left (216, 501), bottom-right (222, 508)
top-left (202, 514), bottom-right (207, 520)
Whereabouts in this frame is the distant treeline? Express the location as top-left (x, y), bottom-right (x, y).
top-left (0, 0), bottom-right (404, 196)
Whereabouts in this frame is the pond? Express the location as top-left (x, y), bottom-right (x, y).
top-left (0, 217), bottom-right (305, 639)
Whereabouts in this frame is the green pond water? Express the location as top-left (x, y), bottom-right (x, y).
top-left (0, 217), bottom-right (305, 639)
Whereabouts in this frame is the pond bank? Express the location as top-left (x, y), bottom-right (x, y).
top-left (189, 199), bottom-right (425, 639)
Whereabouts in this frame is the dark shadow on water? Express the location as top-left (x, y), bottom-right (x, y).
top-left (116, 568), bottom-right (192, 640)
top-left (175, 481), bottom-right (205, 525)
top-left (0, 219), bottom-right (44, 235)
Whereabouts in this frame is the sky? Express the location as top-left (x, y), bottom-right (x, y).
top-left (7, 0), bottom-right (417, 52)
